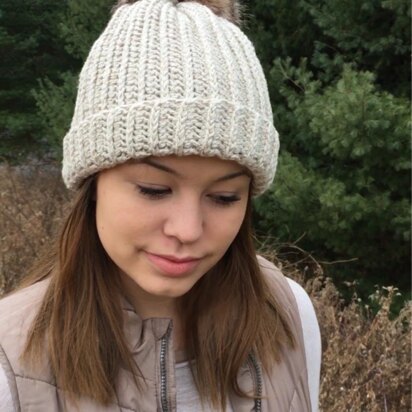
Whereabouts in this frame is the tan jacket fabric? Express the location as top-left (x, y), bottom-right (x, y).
top-left (0, 256), bottom-right (311, 411)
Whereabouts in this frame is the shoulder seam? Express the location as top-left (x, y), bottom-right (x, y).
top-left (0, 344), bottom-right (21, 412)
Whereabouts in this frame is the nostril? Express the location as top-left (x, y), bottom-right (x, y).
top-left (163, 210), bottom-right (204, 243)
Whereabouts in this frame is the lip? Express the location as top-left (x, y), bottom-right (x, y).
top-left (152, 253), bottom-right (200, 263)
top-left (145, 252), bottom-right (201, 277)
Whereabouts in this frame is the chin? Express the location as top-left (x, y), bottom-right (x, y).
top-left (141, 279), bottom-right (196, 299)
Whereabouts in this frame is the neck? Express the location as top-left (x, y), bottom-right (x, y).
top-left (120, 272), bottom-right (185, 350)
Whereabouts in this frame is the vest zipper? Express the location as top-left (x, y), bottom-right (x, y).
top-left (249, 353), bottom-right (263, 412)
top-left (160, 324), bottom-right (172, 412)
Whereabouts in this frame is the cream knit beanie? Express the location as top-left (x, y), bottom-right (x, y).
top-left (62, 0), bottom-right (279, 195)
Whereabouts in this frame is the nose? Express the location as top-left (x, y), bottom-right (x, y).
top-left (163, 197), bottom-right (204, 244)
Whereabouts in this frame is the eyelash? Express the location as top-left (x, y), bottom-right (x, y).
top-left (136, 186), bottom-right (240, 206)
top-left (211, 194), bottom-right (241, 206)
top-left (137, 186), bottom-right (170, 199)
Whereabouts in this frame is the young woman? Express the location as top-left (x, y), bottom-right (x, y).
top-left (0, 0), bottom-right (321, 411)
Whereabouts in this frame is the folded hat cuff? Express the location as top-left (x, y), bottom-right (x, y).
top-left (62, 97), bottom-right (278, 195)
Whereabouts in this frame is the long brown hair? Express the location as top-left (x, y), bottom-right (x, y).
top-left (19, 174), bottom-right (295, 409)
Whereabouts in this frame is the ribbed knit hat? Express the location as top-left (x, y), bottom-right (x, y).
top-left (62, 0), bottom-right (279, 195)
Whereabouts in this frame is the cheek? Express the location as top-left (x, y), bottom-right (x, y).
top-left (95, 194), bottom-right (139, 253)
top-left (95, 193), bottom-right (163, 253)
top-left (210, 207), bottom-right (247, 247)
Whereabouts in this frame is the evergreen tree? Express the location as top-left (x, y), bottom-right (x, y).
top-left (32, 0), bottom-right (114, 155)
top-left (0, 0), bottom-right (77, 159)
top-left (244, 0), bottom-right (411, 295)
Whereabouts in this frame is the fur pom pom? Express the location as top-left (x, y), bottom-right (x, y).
top-left (112, 0), bottom-right (138, 13)
top-left (112, 0), bottom-right (242, 26)
top-left (179, 0), bottom-right (242, 26)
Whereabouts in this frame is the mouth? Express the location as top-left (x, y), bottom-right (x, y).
top-left (144, 252), bottom-right (202, 277)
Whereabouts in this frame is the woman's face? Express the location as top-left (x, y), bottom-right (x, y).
top-left (96, 155), bottom-right (250, 301)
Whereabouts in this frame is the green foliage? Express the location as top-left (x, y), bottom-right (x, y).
top-left (32, 72), bottom-right (79, 156)
top-left (0, 0), bottom-right (78, 159)
top-left (252, 0), bottom-right (411, 294)
top-left (32, 0), bottom-right (113, 153)
top-left (305, 0), bottom-right (410, 96)
top-left (59, 0), bottom-right (114, 60)
top-left (0, 0), bottom-right (113, 157)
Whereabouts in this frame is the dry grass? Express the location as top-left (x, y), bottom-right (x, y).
top-left (264, 246), bottom-right (411, 411)
top-left (0, 162), bottom-right (68, 294)
top-left (0, 164), bottom-right (410, 411)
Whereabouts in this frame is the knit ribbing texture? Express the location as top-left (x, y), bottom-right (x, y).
top-left (62, 0), bottom-right (279, 195)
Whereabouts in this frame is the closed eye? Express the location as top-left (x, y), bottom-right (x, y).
top-left (137, 185), bottom-right (171, 199)
top-left (137, 185), bottom-right (241, 206)
top-left (208, 194), bottom-right (241, 206)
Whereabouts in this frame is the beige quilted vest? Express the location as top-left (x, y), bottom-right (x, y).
top-left (0, 256), bottom-right (311, 411)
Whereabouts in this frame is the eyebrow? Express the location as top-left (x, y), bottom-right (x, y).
top-left (139, 159), bottom-right (250, 183)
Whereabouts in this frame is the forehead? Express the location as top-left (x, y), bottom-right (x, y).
top-left (129, 155), bottom-right (251, 180)
top-left (145, 155), bottom-right (246, 171)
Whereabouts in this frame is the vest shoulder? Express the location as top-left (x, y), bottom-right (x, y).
top-left (257, 254), bottom-right (304, 339)
top-left (256, 256), bottom-right (312, 411)
top-left (257, 255), bottom-right (285, 280)
top-left (257, 255), bottom-right (294, 305)
top-left (0, 279), bottom-right (50, 331)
